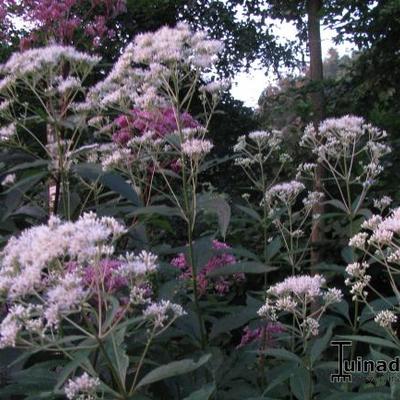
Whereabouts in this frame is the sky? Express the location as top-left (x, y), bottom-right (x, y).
top-left (231, 23), bottom-right (355, 108)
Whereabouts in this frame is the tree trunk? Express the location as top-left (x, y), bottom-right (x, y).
top-left (307, 0), bottom-right (325, 267)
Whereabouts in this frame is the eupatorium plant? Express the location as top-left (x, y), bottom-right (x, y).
top-left (79, 23), bottom-right (228, 349)
top-left (258, 274), bottom-right (342, 340)
top-left (348, 207), bottom-right (400, 344)
top-left (0, 45), bottom-right (101, 216)
top-left (299, 115), bottom-right (391, 223)
top-left (0, 213), bottom-right (185, 398)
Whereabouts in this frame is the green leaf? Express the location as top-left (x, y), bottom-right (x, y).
top-left (207, 261), bottom-right (277, 277)
top-left (6, 159), bottom-right (49, 173)
top-left (197, 194), bottom-right (231, 238)
top-left (183, 383), bottom-right (215, 400)
top-left (2, 171), bottom-right (48, 195)
top-left (105, 329), bottom-right (129, 384)
top-left (264, 348), bottom-right (302, 364)
top-left (190, 236), bottom-right (215, 272)
top-left (310, 325), bottom-right (333, 364)
top-left (337, 335), bottom-right (399, 349)
top-left (1, 171), bottom-right (48, 220)
top-left (266, 237), bottom-right (282, 261)
top-left (341, 246), bottom-right (355, 264)
top-left (198, 155), bottom-right (231, 173)
top-left (55, 350), bottom-right (93, 390)
top-left (235, 204), bottom-right (261, 221)
top-left (326, 199), bottom-right (348, 213)
top-left (136, 354), bottom-right (211, 388)
top-left (129, 205), bottom-right (183, 218)
top-left (75, 164), bottom-right (140, 206)
top-left (210, 306), bottom-right (257, 339)
top-left (263, 363), bottom-right (297, 394)
top-left (103, 295), bottom-right (122, 330)
top-left (290, 366), bottom-right (310, 400)
top-left (330, 300), bottom-right (351, 324)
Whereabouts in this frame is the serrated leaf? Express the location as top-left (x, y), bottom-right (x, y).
top-left (235, 204), bottom-right (261, 221)
top-left (130, 205), bottom-right (183, 218)
top-left (197, 194), bottom-right (231, 238)
top-left (326, 199), bottom-right (348, 213)
top-left (337, 335), bottom-right (398, 349)
top-left (264, 348), bottom-right (302, 364)
top-left (74, 164), bottom-right (140, 206)
top-left (207, 261), bottom-right (277, 277)
top-left (210, 306), bottom-right (257, 339)
top-left (136, 354), bottom-right (211, 388)
top-left (183, 383), bottom-right (215, 400)
top-left (310, 325), bottom-right (333, 364)
top-left (290, 366), bottom-right (310, 400)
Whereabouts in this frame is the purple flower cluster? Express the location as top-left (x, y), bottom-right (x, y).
top-left (112, 107), bottom-right (199, 145)
top-left (171, 240), bottom-right (244, 296)
top-left (237, 323), bottom-right (285, 349)
top-left (1, 0), bottom-right (126, 47)
top-left (67, 259), bottom-right (127, 293)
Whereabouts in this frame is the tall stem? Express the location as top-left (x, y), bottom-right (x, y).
top-left (184, 193), bottom-right (207, 349)
top-left (174, 94), bottom-right (207, 349)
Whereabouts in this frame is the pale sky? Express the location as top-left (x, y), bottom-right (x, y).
top-left (231, 23), bottom-right (355, 108)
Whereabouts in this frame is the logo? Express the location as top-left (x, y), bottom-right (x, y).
top-left (330, 340), bottom-right (400, 383)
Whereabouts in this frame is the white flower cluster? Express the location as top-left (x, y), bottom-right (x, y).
top-left (354, 207), bottom-right (400, 248)
top-left (0, 123), bottom-right (16, 141)
top-left (1, 173), bottom-right (16, 186)
top-left (143, 300), bottom-right (186, 328)
top-left (56, 76), bottom-right (82, 95)
top-left (133, 22), bottom-right (223, 68)
top-left (300, 115), bottom-right (390, 188)
top-left (348, 232), bottom-right (369, 249)
top-left (345, 262), bottom-right (371, 301)
top-left (258, 275), bottom-right (342, 339)
top-left (0, 99), bottom-right (12, 113)
top-left (248, 130), bottom-right (283, 147)
top-left (374, 310), bottom-right (397, 330)
top-left (118, 250), bottom-right (158, 277)
top-left (64, 373), bottom-right (100, 400)
top-left (199, 79), bottom-right (230, 94)
top-left (302, 191), bottom-right (324, 209)
top-left (0, 213), bottom-right (127, 346)
top-left (0, 213), bottom-right (126, 299)
top-left (0, 212), bottom-right (186, 349)
top-left (0, 304), bottom-right (43, 348)
top-left (373, 196), bottom-right (392, 211)
top-left (100, 147), bottom-right (132, 171)
top-left (301, 317), bottom-right (320, 337)
top-left (86, 23), bottom-right (223, 110)
top-left (265, 180), bottom-right (305, 205)
top-left (233, 130), bottom-right (284, 167)
top-left (0, 45), bottom-right (100, 92)
top-left (295, 163), bottom-right (317, 180)
top-left (181, 138), bottom-right (213, 158)
top-left (44, 272), bottom-right (87, 328)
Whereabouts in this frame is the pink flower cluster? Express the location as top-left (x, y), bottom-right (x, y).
top-left (1, 0), bottom-right (126, 47)
top-left (237, 323), bottom-right (284, 349)
top-left (171, 240), bottom-right (244, 296)
top-left (67, 259), bottom-right (127, 293)
top-left (112, 107), bottom-right (199, 145)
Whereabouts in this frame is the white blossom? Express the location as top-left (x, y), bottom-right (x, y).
top-left (64, 373), bottom-right (100, 400)
top-left (1, 173), bottom-right (16, 186)
top-left (181, 138), bottom-right (213, 157)
top-left (143, 300), bottom-right (186, 328)
top-left (375, 310), bottom-right (397, 329)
